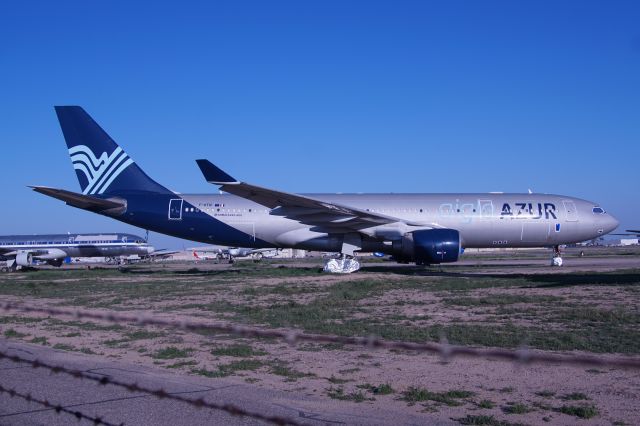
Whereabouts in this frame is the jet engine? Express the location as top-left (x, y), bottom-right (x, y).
top-left (16, 251), bottom-right (33, 266)
top-left (393, 229), bottom-right (462, 265)
top-left (413, 229), bottom-right (461, 264)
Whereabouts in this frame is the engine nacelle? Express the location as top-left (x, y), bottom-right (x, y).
top-left (411, 229), bottom-right (462, 265)
top-left (16, 251), bottom-right (33, 266)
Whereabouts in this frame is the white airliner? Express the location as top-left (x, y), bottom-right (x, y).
top-left (0, 233), bottom-right (153, 272)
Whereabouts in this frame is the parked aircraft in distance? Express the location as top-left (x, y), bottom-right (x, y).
top-left (146, 249), bottom-right (181, 261)
top-left (610, 229), bottom-right (640, 237)
top-left (32, 106), bottom-right (619, 273)
top-left (0, 233), bottom-right (153, 272)
top-left (192, 246), bottom-right (278, 263)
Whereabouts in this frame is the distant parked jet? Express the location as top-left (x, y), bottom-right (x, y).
top-left (610, 229), bottom-right (640, 237)
top-left (192, 246), bottom-right (278, 263)
top-left (32, 106), bottom-right (619, 273)
top-left (0, 233), bottom-right (154, 272)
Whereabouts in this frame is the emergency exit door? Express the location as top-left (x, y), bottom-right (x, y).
top-left (168, 199), bottom-right (183, 220)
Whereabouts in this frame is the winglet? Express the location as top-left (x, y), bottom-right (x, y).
top-left (195, 159), bottom-right (238, 184)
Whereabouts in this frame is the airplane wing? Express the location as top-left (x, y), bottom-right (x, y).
top-left (1, 248), bottom-right (67, 260)
top-left (610, 230), bottom-right (640, 235)
top-left (196, 160), bottom-right (433, 232)
top-left (250, 248), bottom-right (279, 254)
top-left (147, 249), bottom-right (181, 259)
top-left (188, 245), bottom-right (225, 254)
top-left (30, 186), bottom-right (126, 213)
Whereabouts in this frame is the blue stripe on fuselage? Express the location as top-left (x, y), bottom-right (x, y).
top-left (112, 192), bottom-right (272, 247)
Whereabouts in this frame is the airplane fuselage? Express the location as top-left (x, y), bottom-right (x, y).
top-left (0, 233), bottom-right (153, 269)
top-left (113, 192), bottom-right (616, 254)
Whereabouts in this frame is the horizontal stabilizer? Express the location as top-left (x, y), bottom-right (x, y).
top-left (30, 186), bottom-right (126, 214)
top-left (195, 160), bottom-right (238, 184)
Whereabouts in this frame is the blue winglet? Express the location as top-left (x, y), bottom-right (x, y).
top-left (195, 159), bottom-right (237, 184)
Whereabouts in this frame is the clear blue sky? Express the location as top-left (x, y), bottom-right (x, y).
top-left (1, 1), bottom-right (638, 249)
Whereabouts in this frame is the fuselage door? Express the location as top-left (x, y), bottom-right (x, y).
top-left (563, 200), bottom-right (578, 222)
top-left (168, 199), bottom-right (183, 220)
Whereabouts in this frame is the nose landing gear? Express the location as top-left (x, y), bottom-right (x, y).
top-left (551, 245), bottom-right (563, 267)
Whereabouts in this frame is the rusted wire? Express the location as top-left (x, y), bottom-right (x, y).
top-left (2, 301), bottom-right (640, 369)
top-left (0, 382), bottom-right (123, 426)
top-left (0, 349), bottom-right (301, 426)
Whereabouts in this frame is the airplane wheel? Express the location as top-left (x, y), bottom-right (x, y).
top-left (228, 258), bottom-right (234, 264)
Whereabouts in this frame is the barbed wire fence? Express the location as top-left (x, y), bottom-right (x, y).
top-left (0, 382), bottom-right (123, 426)
top-left (0, 349), bottom-right (301, 426)
top-left (2, 302), bottom-right (640, 369)
top-left (2, 301), bottom-right (640, 425)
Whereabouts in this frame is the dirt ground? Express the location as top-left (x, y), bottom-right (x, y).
top-left (1, 248), bottom-right (639, 425)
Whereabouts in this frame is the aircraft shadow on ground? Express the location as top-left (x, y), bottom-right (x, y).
top-left (118, 265), bottom-right (322, 277)
top-left (15, 264), bottom-right (640, 289)
top-left (520, 272), bottom-right (640, 288)
top-left (359, 265), bottom-right (640, 288)
top-left (118, 267), bottom-right (244, 276)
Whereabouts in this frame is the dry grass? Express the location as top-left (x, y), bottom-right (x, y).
top-left (1, 252), bottom-right (639, 425)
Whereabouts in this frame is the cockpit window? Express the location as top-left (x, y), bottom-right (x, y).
top-left (592, 207), bottom-right (605, 214)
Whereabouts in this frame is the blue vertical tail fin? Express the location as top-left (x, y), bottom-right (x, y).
top-left (54, 106), bottom-right (170, 196)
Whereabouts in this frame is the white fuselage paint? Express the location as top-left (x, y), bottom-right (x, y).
top-left (174, 193), bottom-right (618, 251)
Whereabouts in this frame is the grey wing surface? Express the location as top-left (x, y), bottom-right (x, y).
top-left (195, 159), bottom-right (431, 231)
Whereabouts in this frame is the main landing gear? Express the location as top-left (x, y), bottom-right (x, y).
top-left (551, 245), bottom-right (563, 267)
top-left (323, 254), bottom-right (360, 274)
top-left (323, 233), bottom-right (362, 274)
top-left (2, 260), bottom-right (17, 273)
